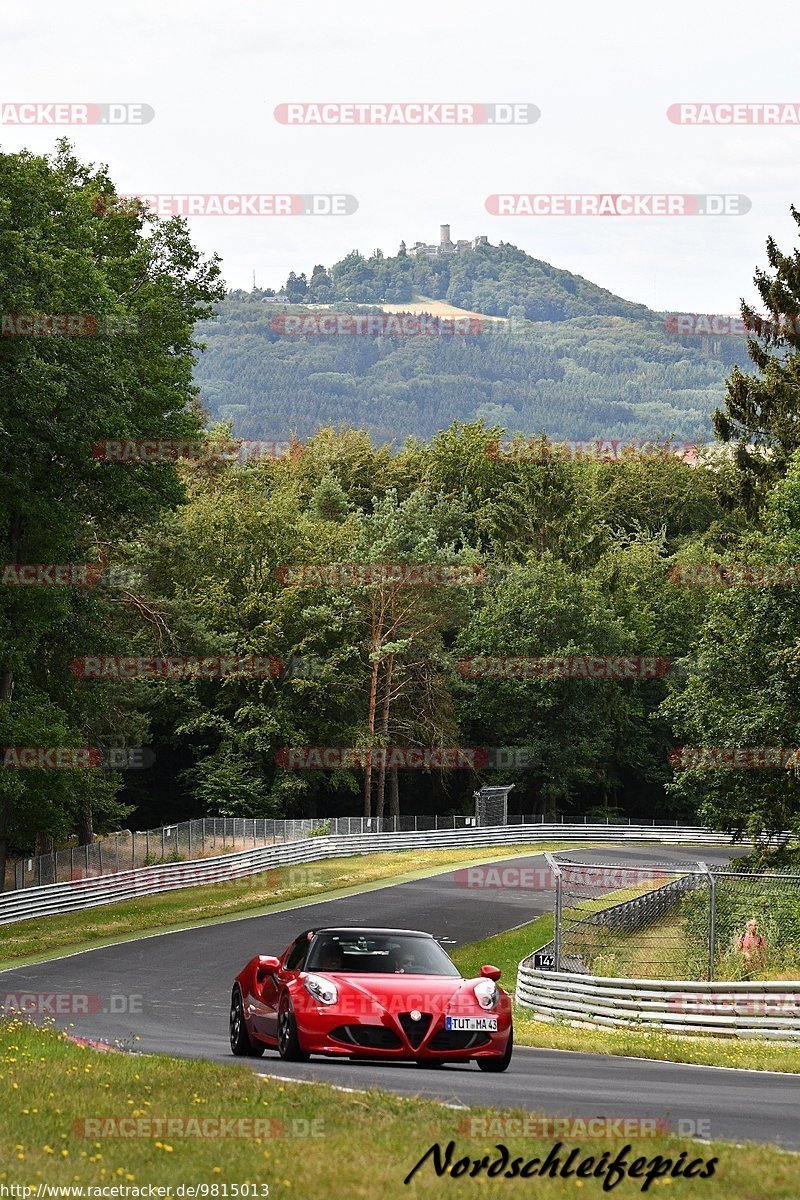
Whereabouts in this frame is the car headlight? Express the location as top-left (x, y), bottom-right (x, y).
top-left (304, 974), bottom-right (338, 1005)
top-left (473, 979), bottom-right (499, 1010)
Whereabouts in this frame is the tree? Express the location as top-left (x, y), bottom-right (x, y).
top-left (714, 205), bottom-right (800, 507)
top-left (342, 488), bottom-right (479, 818)
top-left (455, 556), bottom-right (664, 816)
top-left (662, 452), bottom-right (800, 840)
top-left (0, 142), bottom-right (223, 888)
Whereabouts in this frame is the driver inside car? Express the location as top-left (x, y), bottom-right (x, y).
top-left (318, 944), bottom-right (345, 972)
top-left (394, 951), bottom-right (417, 973)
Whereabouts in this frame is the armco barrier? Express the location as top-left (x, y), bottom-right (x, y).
top-left (0, 823), bottom-right (752, 928)
top-left (515, 963), bottom-right (800, 1039)
top-left (10, 813), bottom-right (735, 890)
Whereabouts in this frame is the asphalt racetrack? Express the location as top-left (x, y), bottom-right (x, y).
top-left (4, 842), bottom-right (800, 1150)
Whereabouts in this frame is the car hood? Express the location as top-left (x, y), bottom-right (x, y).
top-left (300, 972), bottom-right (484, 1017)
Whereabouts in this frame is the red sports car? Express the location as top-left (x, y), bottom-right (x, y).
top-left (230, 926), bottom-right (513, 1071)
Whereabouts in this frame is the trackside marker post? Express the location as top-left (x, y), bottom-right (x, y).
top-left (545, 852), bottom-right (563, 970)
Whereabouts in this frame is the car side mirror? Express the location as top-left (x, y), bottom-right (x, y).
top-left (480, 964), bottom-right (502, 981)
top-left (256, 955), bottom-right (281, 982)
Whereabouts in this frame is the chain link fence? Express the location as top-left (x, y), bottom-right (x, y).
top-left (6, 813), bottom-right (701, 891)
top-left (9, 814), bottom-right (484, 889)
top-left (548, 855), bottom-right (800, 981)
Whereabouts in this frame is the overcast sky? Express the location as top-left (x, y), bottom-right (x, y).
top-left (3, 0), bottom-right (799, 314)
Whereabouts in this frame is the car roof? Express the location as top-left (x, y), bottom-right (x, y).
top-left (312, 927), bottom-right (435, 939)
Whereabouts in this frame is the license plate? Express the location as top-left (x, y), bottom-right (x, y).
top-left (445, 1016), bottom-right (498, 1031)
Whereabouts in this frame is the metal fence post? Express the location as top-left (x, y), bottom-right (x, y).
top-left (545, 852), bottom-right (563, 971)
top-left (698, 861), bottom-right (716, 981)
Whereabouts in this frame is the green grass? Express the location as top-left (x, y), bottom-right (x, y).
top-left (451, 917), bottom-right (800, 1074)
top-left (2, 1018), bottom-right (798, 1196)
top-left (451, 914), bottom-right (553, 993)
top-left (0, 843), bottom-right (584, 967)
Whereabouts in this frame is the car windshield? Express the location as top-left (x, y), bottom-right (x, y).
top-left (305, 933), bottom-right (461, 976)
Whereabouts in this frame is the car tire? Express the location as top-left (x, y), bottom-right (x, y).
top-left (476, 1029), bottom-right (513, 1073)
top-left (230, 987), bottom-right (264, 1057)
top-left (277, 994), bottom-right (310, 1062)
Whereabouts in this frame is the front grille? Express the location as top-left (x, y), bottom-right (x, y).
top-left (329, 1024), bottom-right (402, 1049)
top-left (397, 1011), bottom-right (432, 1049)
top-left (428, 1029), bottom-right (492, 1051)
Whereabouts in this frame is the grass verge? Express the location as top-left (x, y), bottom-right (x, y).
top-left (450, 917), bottom-right (800, 1074)
top-left (0, 843), bottom-right (581, 968)
top-left (1, 1019), bottom-right (798, 1196)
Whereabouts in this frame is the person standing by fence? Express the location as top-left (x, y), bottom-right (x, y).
top-left (737, 917), bottom-right (766, 974)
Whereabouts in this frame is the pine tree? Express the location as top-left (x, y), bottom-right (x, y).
top-left (713, 205), bottom-right (800, 507)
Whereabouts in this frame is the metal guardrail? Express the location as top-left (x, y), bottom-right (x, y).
top-left (0, 822), bottom-right (751, 928)
top-left (576, 873), bottom-right (700, 937)
top-left (515, 966), bottom-right (800, 1039)
top-left (9, 813), bottom-right (739, 891)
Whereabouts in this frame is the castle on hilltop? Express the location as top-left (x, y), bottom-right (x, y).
top-left (401, 225), bottom-right (489, 259)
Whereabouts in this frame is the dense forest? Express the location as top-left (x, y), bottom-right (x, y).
top-left (2, 146), bottom-right (799, 888)
top-left (194, 242), bottom-right (751, 445)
